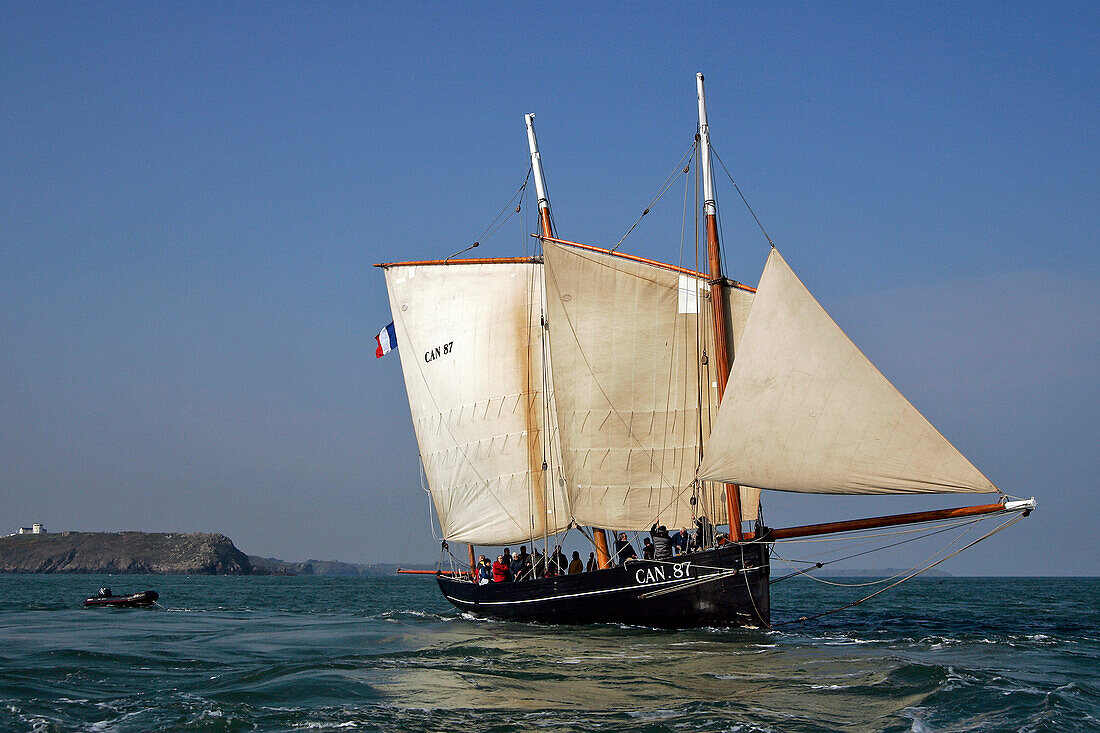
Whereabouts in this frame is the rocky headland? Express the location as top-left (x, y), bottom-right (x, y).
top-left (247, 556), bottom-right (432, 576)
top-left (0, 532), bottom-right (252, 574)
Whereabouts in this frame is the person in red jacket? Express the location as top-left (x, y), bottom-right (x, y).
top-left (492, 555), bottom-right (509, 583)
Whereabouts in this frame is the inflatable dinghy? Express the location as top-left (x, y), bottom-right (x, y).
top-left (83, 588), bottom-right (159, 608)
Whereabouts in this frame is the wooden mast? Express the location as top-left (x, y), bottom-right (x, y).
top-left (456, 123), bottom-right (543, 578)
top-left (697, 73), bottom-right (744, 542)
top-left (526, 113), bottom-right (613, 570)
top-left (525, 114), bottom-right (555, 249)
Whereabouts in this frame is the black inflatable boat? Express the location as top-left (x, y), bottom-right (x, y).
top-left (83, 588), bottom-right (159, 608)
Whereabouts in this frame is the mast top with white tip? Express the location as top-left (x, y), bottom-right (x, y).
top-left (696, 73), bottom-right (717, 217)
top-left (525, 113), bottom-right (554, 238)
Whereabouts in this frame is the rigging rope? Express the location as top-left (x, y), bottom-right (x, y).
top-left (770, 513), bottom-right (1026, 626)
top-left (770, 514), bottom-right (989, 587)
top-left (476, 167), bottom-right (532, 248)
top-left (417, 454), bottom-right (444, 541)
top-left (739, 540), bottom-right (770, 625)
top-left (612, 141), bottom-right (697, 252)
top-left (709, 145), bottom-right (775, 249)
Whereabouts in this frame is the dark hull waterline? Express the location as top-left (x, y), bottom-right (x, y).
top-left (437, 542), bottom-right (770, 628)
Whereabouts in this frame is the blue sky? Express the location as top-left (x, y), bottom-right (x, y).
top-left (1, 2), bottom-right (1096, 573)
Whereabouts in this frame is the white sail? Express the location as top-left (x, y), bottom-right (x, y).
top-left (699, 249), bottom-right (999, 495)
top-left (543, 241), bottom-right (758, 530)
top-left (383, 261), bottom-right (573, 545)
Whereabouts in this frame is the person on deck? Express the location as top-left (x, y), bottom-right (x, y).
top-left (477, 556), bottom-right (492, 585)
top-left (510, 546), bottom-right (529, 581)
top-left (614, 533), bottom-right (637, 564)
top-left (586, 552), bottom-right (598, 572)
top-left (650, 524), bottom-right (674, 561)
top-left (693, 515), bottom-right (713, 550)
top-left (522, 550), bottom-right (534, 579)
top-left (502, 548), bottom-right (514, 581)
top-left (491, 555), bottom-right (509, 583)
top-left (672, 527), bottom-right (689, 555)
top-left (568, 551), bottom-right (583, 574)
top-left (533, 549), bottom-right (546, 578)
top-left (550, 546), bottom-right (568, 575)
top-left (642, 537), bottom-right (654, 560)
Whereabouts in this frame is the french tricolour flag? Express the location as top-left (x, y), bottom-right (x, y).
top-left (375, 322), bottom-right (397, 358)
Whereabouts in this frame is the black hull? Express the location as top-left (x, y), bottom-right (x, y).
top-left (437, 543), bottom-right (770, 628)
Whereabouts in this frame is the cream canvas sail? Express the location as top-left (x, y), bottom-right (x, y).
top-left (543, 241), bottom-right (759, 530)
top-left (699, 248), bottom-right (999, 495)
top-left (383, 261), bottom-right (573, 545)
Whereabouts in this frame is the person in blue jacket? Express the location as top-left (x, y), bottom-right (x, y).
top-left (477, 556), bottom-right (493, 585)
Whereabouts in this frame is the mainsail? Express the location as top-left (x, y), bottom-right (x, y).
top-left (382, 260), bottom-right (573, 545)
top-left (543, 241), bottom-right (759, 530)
top-left (699, 248), bottom-right (999, 495)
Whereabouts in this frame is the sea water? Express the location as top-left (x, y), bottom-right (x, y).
top-left (0, 574), bottom-right (1096, 732)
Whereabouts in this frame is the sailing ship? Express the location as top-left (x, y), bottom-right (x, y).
top-left (377, 74), bottom-right (1035, 628)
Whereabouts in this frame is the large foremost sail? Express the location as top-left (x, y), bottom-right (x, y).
top-left (382, 260), bottom-right (573, 545)
top-left (699, 249), bottom-right (999, 495)
top-left (543, 241), bottom-right (759, 530)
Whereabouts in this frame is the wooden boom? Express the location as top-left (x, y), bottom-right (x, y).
top-left (769, 500), bottom-right (1034, 540)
